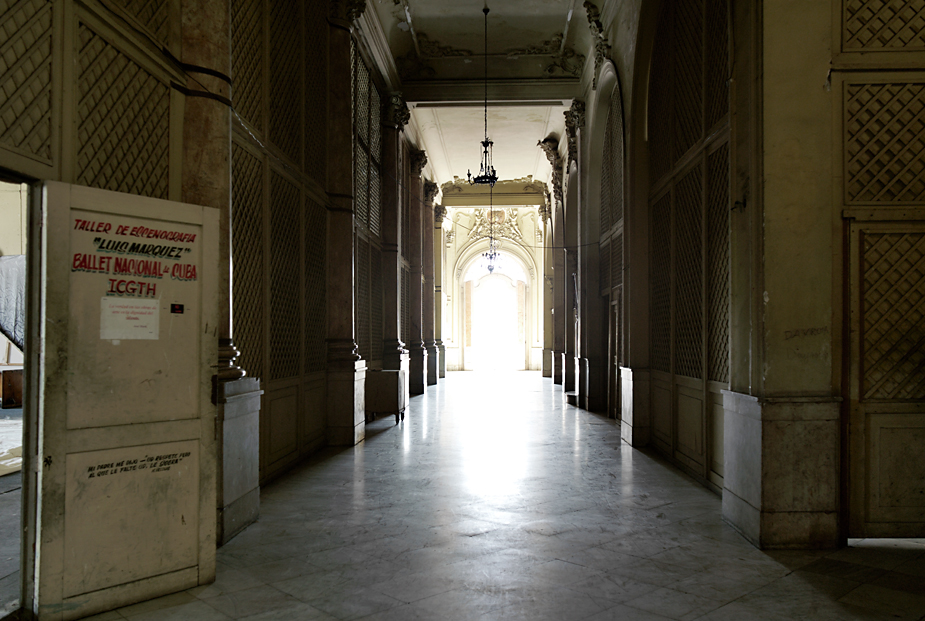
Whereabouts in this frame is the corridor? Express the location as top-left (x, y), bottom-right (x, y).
top-left (90, 373), bottom-right (924, 621)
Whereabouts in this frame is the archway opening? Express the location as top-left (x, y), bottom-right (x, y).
top-left (464, 254), bottom-right (527, 371)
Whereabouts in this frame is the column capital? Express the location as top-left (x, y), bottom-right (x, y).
top-left (410, 148), bottom-right (428, 177)
top-left (330, 0), bottom-right (366, 22)
top-left (424, 179), bottom-right (439, 205)
top-left (385, 92), bottom-right (411, 130)
top-left (538, 136), bottom-right (563, 214)
top-left (434, 203), bottom-right (447, 224)
top-left (564, 99), bottom-right (586, 169)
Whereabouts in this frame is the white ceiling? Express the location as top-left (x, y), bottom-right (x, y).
top-left (412, 104), bottom-right (566, 187)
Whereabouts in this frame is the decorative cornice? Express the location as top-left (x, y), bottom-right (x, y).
top-left (564, 100), bottom-right (586, 169)
top-left (417, 32), bottom-right (473, 58)
top-left (410, 149), bottom-right (428, 177)
top-left (385, 92), bottom-right (410, 129)
top-left (537, 137), bottom-right (563, 215)
top-left (424, 180), bottom-right (439, 204)
top-left (506, 34), bottom-right (585, 78)
top-left (330, 0), bottom-right (366, 22)
top-left (584, 1), bottom-right (611, 90)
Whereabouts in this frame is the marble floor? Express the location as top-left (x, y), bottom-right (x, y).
top-left (88, 372), bottom-right (924, 621)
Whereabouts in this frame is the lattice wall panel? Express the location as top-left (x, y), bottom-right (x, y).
top-left (612, 231), bottom-right (623, 289)
top-left (269, 0), bottom-right (301, 166)
top-left (862, 232), bottom-right (925, 400)
top-left (674, 165), bottom-right (703, 379)
top-left (600, 239), bottom-right (611, 293)
top-left (846, 83), bottom-right (925, 204)
top-left (305, 197), bottom-right (327, 372)
top-left (231, 144), bottom-right (265, 380)
top-left (370, 166), bottom-right (381, 237)
top-left (401, 266), bottom-right (410, 346)
top-left (355, 49), bottom-right (370, 150)
top-left (601, 116), bottom-right (613, 234)
top-left (707, 145), bottom-right (729, 383)
top-left (705, 0), bottom-right (729, 130)
top-left (673, 0), bottom-right (704, 161)
top-left (650, 193), bottom-right (672, 373)
top-left (304, 1), bottom-right (327, 183)
top-left (111, 0), bottom-right (168, 44)
top-left (844, 0), bottom-right (925, 50)
top-left (371, 246), bottom-right (383, 361)
top-left (77, 25), bottom-right (169, 198)
top-left (609, 86), bottom-right (625, 226)
top-left (270, 172), bottom-right (301, 380)
top-left (356, 237), bottom-right (371, 362)
top-left (356, 147), bottom-right (369, 229)
top-left (0, 0), bottom-right (52, 162)
top-left (231, 0), bottom-right (263, 130)
top-left (648, 4), bottom-right (673, 188)
top-left (401, 149), bottom-right (410, 260)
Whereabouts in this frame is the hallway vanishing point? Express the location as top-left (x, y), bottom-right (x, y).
top-left (89, 373), bottom-right (925, 621)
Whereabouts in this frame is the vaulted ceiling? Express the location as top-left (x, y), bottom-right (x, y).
top-left (365, 0), bottom-right (590, 190)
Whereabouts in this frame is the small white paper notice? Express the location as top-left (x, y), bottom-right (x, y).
top-left (100, 298), bottom-right (160, 340)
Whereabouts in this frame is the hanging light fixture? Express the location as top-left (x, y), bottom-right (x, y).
top-left (468, 2), bottom-right (498, 188)
top-left (469, 2), bottom-right (499, 273)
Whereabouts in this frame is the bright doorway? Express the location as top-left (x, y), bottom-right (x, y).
top-left (463, 255), bottom-right (527, 371)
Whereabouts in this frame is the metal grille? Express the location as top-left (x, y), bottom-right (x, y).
top-left (601, 119), bottom-right (613, 234)
top-left (356, 147), bottom-right (369, 228)
top-left (370, 84), bottom-right (382, 161)
top-left (370, 165), bottom-right (382, 237)
top-left (355, 47), bottom-right (370, 149)
top-left (110, 0), bottom-right (168, 44)
top-left (231, 143), bottom-right (265, 379)
top-left (705, 0), bottom-right (728, 130)
top-left (707, 145), bottom-right (729, 383)
top-left (600, 240), bottom-right (611, 293)
top-left (270, 172), bottom-right (301, 379)
top-left (231, 0), bottom-right (263, 130)
top-left (674, 0), bottom-right (704, 160)
top-left (401, 147), bottom-right (410, 260)
top-left (0, 0), bottom-right (52, 162)
top-left (612, 231), bottom-right (623, 289)
top-left (862, 232), bottom-right (925, 399)
top-left (371, 245), bottom-right (383, 361)
top-left (401, 266), bottom-right (410, 346)
top-left (650, 193), bottom-right (671, 372)
top-left (846, 83), bottom-right (925, 203)
top-left (304, 0), bottom-right (326, 182)
top-left (353, 46), bottom-right (383, 237)
top-left (845, 0), bottom-right (925, 49)
top-left (609, 84), bottom-right (625, 225)
top-left (674, 165), bottom-right (703, 380)
top-left (356, 237), bottom-right (371, 361)
top-left (269, 0), bottom-right (301, 165)
top-left (304, 197), bottom-right (327, 372)
top-left (648, 5), bottom-right (673, 187)
top-left (77, 24), bottom-right (169, 198)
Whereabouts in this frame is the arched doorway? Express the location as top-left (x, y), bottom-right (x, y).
top-left (463, 255), bottom-right (528, 371)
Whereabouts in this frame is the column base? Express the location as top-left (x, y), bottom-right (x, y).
top-left (215, 376), bottom-right (263, 546)
top-left (326, 360), bottom-right (366, 445)
top-left (620, 367), bottom-right (650, 446)
top-left (553, 350), bottom-right (565, 385)
top-left (564, 355), bottom-right (577, 392)
top-left (408, 346), bottom-right (427, 395)
top-left (425, 341), bottom-right (438, 386)
top-left (580, 357), bottom-right (607, 413)
top-left (382, 349), bottom-right (410, 406)
top-left (542, 348), bottom-right (553, 377)
top-left (437, 340), bottom-right (446, 378)
top-left (722, 390), bottom-right (840, 549)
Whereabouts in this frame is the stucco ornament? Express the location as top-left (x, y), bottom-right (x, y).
top-left (468, 208), bottom-right (525, 245)
top-left (424, 180), bottom-right (439, 205)
top-left (584, 1), bottom-right (611, 90)
top-left (506, 34), bottom-right (585, 78)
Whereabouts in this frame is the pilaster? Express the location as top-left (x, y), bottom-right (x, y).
top-left (407, 149), bottom-right (428, 394)
top-left (423, 181), bottom-right (439, 386)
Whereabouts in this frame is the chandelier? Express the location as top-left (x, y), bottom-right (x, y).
top-left (483, 196), bottom-right (500, 273)
top-left (467, 2), bottom-right (498, 187)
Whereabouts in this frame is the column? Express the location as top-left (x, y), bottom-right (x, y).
top-left (380, 94), bottom-right (410, 396)
top-left (325, 4), bottom-right (365, 445)
top-left (179, 0), bottom-right (261, 546)
top-left (542, 205), bottom-right (554, 378)
top-left (434, 202), bottom-right (447, 378)
top-left (407, 149), bottom-right (428, 394)
top-left (423, 180), bottom-right (439, 385)
top-left (552, 203), bottom-right (566, 386)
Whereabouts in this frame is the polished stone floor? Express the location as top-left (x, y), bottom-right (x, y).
top-left (90, 372), bottom-right (925, 621)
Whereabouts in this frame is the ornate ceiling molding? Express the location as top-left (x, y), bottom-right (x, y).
top-left (583, 1), bottom-right (611, 90)
top-left (537, 137), bottom-right (563, 216)
top-left (505, 34), bottom-right (585, 78)
top-left (417, 33), bottom-right (473, 58)
top-left (564, 99), bottom-right (586, 169)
